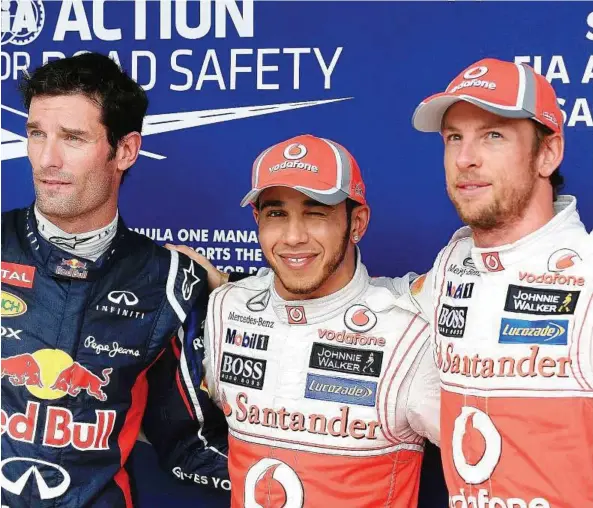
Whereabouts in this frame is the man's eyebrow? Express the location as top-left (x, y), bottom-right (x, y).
top-left (25, 122), bottom-right (90, 137)
top-left (259, 200), bottom-right (284, 211)
top-left (60, 126), bottom-right (89, 137)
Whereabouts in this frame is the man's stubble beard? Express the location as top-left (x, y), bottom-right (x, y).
top-left (450, 161), bottom-right (538, 231)
top-left (34, 170), bottom-right (114, 220)
top-left (272, 227), bottom-right (350, 297)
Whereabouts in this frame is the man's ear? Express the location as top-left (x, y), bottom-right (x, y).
top-left (350, 204), bottom-right (371, 243)
top-left (115, 131), bottom-right (142, 174)
top-left (536, 132), bottom-right (564, 179)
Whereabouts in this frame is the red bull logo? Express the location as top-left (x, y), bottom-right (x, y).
top-left (1, 349), bottom-right (111, 402)
top-left (55, 259), bottom-right (88, 279)
top-left (1, 353), bottom-right (42, 387)
top-left (51, 363), bottom-right (112, 402)
top-left (1, 401), bottom-right (115, 451)
top-left (62, 259), bottom-right (87, 269)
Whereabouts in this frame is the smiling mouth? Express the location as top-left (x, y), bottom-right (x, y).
top-left (456, 182), bottom-right (491, 194)
top-left (278, 254), bottom-right (318, 269)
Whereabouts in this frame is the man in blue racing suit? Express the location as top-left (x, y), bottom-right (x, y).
top-left (1, 52), bottom-right (228, 507)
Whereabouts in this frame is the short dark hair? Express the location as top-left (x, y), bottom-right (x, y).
top-left (532, 121), bottom-right (564, 200)
top-left (19, 52), bottom-right (148, 182)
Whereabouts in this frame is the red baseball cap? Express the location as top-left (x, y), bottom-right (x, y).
top-left (240, 134), bottom-right (366, 207)
top-left (412, 58), bottom-right (563, 134)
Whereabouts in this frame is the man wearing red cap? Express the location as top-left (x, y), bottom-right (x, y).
top-left (408, 58), bottom-right (593, 507)
top-left (191, 134), bottom-right (440, 507)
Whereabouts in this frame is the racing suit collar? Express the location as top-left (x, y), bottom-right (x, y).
top-left (22, 204), bottom-right (132, 281)
top-left (468, 195), bottom-right (582, 273)
top-left (269, 247), bottom-right (369, 324)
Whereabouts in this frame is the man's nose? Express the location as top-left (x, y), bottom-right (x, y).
top-left (38, 137), bottom-right (63, 170)
top-left (283, 216), bottom-right (309, 246)
top-left (456, 139), bottom-right (482, 171)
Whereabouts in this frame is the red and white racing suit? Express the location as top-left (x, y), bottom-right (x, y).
top-left (203, 256), bottom-right (440, 507)
top-left (412, 195), bottom-right (593, 508)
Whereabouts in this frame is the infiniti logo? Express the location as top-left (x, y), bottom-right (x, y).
top-left (0, 457), bottom-right (71, 500)
top-left (107, 290), bottom-right (139, 306)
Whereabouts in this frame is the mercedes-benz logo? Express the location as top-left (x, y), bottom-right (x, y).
top-left (246, 290), bottom-right (270, 312)
top-left (0, 457), bottom-right (71, 500)
top-left (107, 290), bottom-right (139, 306)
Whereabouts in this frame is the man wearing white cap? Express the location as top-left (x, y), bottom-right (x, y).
top-left (180, 133), bottom-right (441, 507)
top-left (409, 57), bottom-right (593, 507)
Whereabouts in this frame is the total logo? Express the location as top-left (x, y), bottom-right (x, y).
top-left (244, 458), bottom-right (304, 508)
top-left (344, 304), bottom-right (377, 333)
top-left (0, 0), bottom-right (45, 46)
top-left (1, 262), bottom-right (35, 288)
top-left (450, 406), bottom-right (551, 508)
top-left (1, 349), bottom-right (112, 401)
top-left (0, 457), bottom-right (70, 501)
top-left (547, 248), bottom-right (582, 272)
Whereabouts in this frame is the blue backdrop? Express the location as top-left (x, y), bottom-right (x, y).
top-left (2, 1), bottom-right (592, 506)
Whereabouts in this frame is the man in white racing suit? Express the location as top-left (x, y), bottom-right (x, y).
top-left (408, 57), bottom-right (593, 507)
top-left (197, 134), bottom-right (440, 507)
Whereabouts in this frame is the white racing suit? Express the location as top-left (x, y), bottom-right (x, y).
top-left (410, 195), bottom-right (593, 508)
top-left (203, 255), bottom-right (440, 507)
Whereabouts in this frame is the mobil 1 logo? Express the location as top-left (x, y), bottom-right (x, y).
top-left (220, 352), bottom-right (267, 390)
top-left (438, 304), bottom-right (468, 338)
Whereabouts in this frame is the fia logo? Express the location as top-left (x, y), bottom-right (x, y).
top-left (1, 0), bottom-right (45, 46)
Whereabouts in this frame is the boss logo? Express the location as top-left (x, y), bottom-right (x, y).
top-left (438, 305), bottom-right (468, 338)
top-left (220, 352), bottom-right (266, 390)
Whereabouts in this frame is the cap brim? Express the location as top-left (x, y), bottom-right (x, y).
top-left (412, 93), bottom-right (533, 132)
top-left (240, 185), bottom-right (349, 207)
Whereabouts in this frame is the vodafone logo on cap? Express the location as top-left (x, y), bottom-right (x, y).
top-left (283, 143), bottom-right (307, 160)
top-left (452, 406), bottom-right (502, 484)
top-left (463, 66), bottom-right (489, 79)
